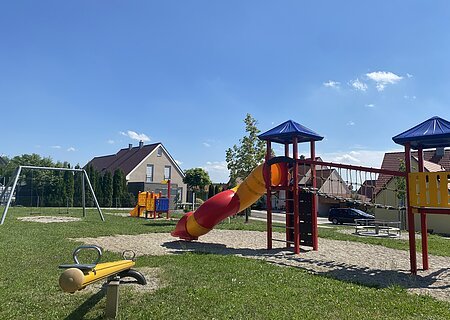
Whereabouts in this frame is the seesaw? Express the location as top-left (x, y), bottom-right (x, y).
top-left (59, 245), bottom-right (146, 319)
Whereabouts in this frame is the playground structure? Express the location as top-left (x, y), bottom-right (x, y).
top-left (129, 180), bottom-right (171, 219)
top-left (0, 165), bottom-right (104, 225)
top-left (172, 116), bottom-right (450, 275)
top-left (59, 245), bottom-right (146, 319)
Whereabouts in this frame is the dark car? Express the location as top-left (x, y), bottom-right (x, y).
top-left (328, 208), bottom-right (375, 225)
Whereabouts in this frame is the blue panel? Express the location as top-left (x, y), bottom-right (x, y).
top-left (258, 120), bottom-right (323, 144)
top-left (155, 198), bottom-right (169, 212)
top-left (392, 116), bottom-right (450, 149)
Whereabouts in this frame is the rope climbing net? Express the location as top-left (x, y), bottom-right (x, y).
top-left (296, 159), bottom-right (407, 210)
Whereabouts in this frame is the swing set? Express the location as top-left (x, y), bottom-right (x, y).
top-left (0, 165), bottom-right (104, 225)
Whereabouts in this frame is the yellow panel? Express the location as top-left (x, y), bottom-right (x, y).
top-left (428, 173), bottom-right (438, 206)
top-left (408, 173), bottom-right (418, 207)
top-left (418, 174), bottom-right (427, 206)
top-left (409, 172), bottom-right (450, 208)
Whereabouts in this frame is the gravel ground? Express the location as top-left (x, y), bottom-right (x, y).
top-left (73, 229), bottom-right (450, 302)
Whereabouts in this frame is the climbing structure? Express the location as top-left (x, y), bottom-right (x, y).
top-left (259, 120), bottom-right (323, 253)
top-left (393, 116), bottom-right (450, 274)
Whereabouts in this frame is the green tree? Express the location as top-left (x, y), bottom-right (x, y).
top-left (207, 184), bottom-right (215, 199)
top-left (214, 184), bottom-right (220, 195)
top-left (225, 113), bottom-right (266, 187)
top-left (396, 159), bottom-right (406, 207)
top-left (183, 168), bottom-right (211, 200)
top-left (102, 171), bottom-right (113, 207)
top-left (113, 169), bottom-right (125, 207)
top-left (73, 164), bottom-right (83, 207)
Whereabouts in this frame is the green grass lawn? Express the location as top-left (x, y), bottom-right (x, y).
top-left (0, 207), bottom-right (449, 319)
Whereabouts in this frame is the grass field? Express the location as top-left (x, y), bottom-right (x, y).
top-left (0, 207), bottom-right (449, 319)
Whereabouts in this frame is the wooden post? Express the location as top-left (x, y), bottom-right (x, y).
top-left (265, 141), bottom-right (273, 250)
top-left (405, 143), bottom-right (417, 274)
top-left (293, 137), bottom-right (300, 254)
top-left (105, 277), bottom-right (120, 319)
top-left (417, 147), bottom-right (428, 270)
top-left (311, 140), bottom-right (318, 251)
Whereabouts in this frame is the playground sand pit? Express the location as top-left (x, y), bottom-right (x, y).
top-left (73, 229), bottom-right (450, 302)
top-left (18, 216), bottom-right (82, 223)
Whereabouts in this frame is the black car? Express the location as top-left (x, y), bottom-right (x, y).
top-left (328, 208), bottom-right (375, 225)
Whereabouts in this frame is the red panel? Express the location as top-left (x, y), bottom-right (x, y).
top-left (194, 190), bottom-right (241, 229)
top-left (171, 212), bottom-right (198, 241)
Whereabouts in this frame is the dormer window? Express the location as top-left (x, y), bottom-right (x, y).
top-left (157, 147), bottom-right (163, 157)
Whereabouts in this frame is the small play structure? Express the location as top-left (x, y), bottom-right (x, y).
top-left (59, 245), bottom-right (146, 319)
top-left (0, 165), bottom-right (104, 225)
top-left (130, 180), bottom-right (171, 219)
top-left (172, 116), bottom-right (450, 275)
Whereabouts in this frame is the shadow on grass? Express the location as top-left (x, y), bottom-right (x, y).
top-left (64, 289), bottom-right (105, 320)
top-left (162, 239), bottom-right (450, 295)
top-left (143, 221), bottom-right (176, 227)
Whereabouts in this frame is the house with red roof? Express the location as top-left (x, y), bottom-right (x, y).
top-left (86, 141), bottom-right (186, 208)
top-left (374, 148), bottom-right (450, 234)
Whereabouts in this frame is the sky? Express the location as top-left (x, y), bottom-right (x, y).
top-left (1, 1), bottom-right (450, 182)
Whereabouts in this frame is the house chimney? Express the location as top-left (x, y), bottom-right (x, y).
top-left (128, 143), bottom-right (133, 150)
top-left (436, 147), bottom-right (445, 157)
top-left (139, 140), bottom-right (144, 149)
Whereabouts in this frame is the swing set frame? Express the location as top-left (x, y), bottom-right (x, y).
top-left (0, 165), bottom-right (104, 225)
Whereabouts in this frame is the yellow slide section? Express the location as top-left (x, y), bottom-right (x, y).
top-left (232, 162), bottom-right (283, 212)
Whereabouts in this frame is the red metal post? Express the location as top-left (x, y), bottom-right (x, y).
top-left (285, 143), bottom-right (291, 248)
top-left (310, 140), bottom-right (318, 251)
top-left (405, 143), bottom-right (417, 274)
top-left (417, 147), bottom-right (428, 270)
top-left (293, 137), bottom-right (300, 254)
top-left (265, 141), bottom-right (273, 250)
top-left (167, 179), bottom-right (171, 219)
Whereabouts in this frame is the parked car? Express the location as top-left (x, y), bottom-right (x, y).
top-left (328, 208), bottom-right (375, 225)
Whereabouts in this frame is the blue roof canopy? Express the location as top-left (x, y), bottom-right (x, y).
top-left (392, 116), bottom-right (450, 149)
top-left (258, 120), bottom-right (323, 144)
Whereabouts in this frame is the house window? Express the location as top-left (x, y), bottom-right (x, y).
top-left (157, 147), bottom-right (163, 157)
top-left (164, 166), bottom-right (171, 180)
top-left (146, 164), bottom-right (154, 182)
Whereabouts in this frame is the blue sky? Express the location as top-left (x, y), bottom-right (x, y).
top-left (1, 1), bottom-right (450, 182)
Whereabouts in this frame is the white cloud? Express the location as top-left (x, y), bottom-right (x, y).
top-left (366, 71), bottom-right (403, 91)
top-left (203, 161), bottom-right (229, 183)
top-left (323, 80), bottom-right (340, 88)
top-left (365, 103), bottom-right (375, 108)
top-left (107, 139), bottom-right (115, 144)
top-left (50, 145), bottom-right (61, 149)
top-left (202, 142), bottom-right (211, 147)
top-left (320, 149), bottom-right (400, 168)
top-left (67, 147), bottom-right (76, 152)
top-left (350, 79), bottom-right (368, 91)
top-left (404, 95), bottom-right (417, 100)
top-left (406, 73), bottom-right (413, 78)
top-left (120, 130), bottom-right (150, 142)
top-left (175, 159), bottom-right (183, 166)
top-left (347, 121), bottom-right (355, 126)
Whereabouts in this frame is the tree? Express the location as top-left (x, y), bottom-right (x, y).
top-left (225, 113), bottom-right (266, 187)
top-left (396, 159), bottom-right (406, 207)
top-left (112, 169), bottom-right (124, 207)
top-left (207, 184), bottom-right (214, 199)
top-left (102, 171), bottom-right (113, 207)
top-left (183, 168), bottom-right (211, 200)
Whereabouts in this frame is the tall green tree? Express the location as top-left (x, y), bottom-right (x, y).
top-left (112, 169), bottom-right (125, 207)
top-left (183, 168), bottom-right (211, 200)
top-left (73, 164), bottom-right (83, 207)
top-left (207, 184), bottom-right (215, 199)
top-left (225, 113), bottom-right (266, 187)
top-left (102, 171), bottom-right (113, 207)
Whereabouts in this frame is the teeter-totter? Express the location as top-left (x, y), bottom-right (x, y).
top-left (59, 245), bottom-right (146, 319)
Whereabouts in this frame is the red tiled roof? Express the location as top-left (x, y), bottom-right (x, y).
top-left (376, 149), bottom-right (450, 194)
top-left (86, 143), bottom-right (159, 175)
